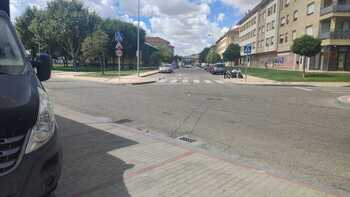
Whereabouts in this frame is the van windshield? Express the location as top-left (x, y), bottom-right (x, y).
top-left (0, 17), bottom-right (24, 74)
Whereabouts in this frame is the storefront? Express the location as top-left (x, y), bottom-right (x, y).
top-left (320, 46), bottom-right (350, 71)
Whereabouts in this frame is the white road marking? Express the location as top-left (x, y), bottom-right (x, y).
top-left (204, 80), bottom-right (212, 84)
top-left (215, 80), bottom-right (224, 84)
top-left (193, 80), bottom-right (200, 84)
top-left (294, 87), bottom-right (313, 92)
top-left (329, 91), bottom-right (350, 94)
top-left (159, 79), bottom-right (167, 83)
top-left (170, 79), bottom-right (178, 83)
top-left (183, 79), bottom-right (189, 83)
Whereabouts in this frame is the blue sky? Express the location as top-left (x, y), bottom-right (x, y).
top-left (11, 0), bottom-right (259, 55)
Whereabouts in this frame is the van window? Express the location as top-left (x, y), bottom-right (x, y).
top-left (0, 17), bottom-right (24, 74)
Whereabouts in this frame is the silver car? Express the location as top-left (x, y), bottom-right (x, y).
top-left (159, 64), bottom-right (173, 73)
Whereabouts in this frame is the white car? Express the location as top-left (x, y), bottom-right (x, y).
top-left (159, 64), bottom-right (173, 73)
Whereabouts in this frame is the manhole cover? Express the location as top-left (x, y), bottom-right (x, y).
top-left (114, 119), bottom-right (133, 124)
top-left (178, 136), bottom-right (196, 143)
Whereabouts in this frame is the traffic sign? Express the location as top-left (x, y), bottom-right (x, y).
top-left (115, 32), bottom-right (124, 42)
top-left (116, 50), bottom-right (123, 57)
top-left (244, 44), bottom-right (252, 55)
top-left (115, 42), bottom-right (123, 50)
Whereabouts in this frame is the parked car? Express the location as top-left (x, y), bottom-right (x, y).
top-left (159, 64), bottom-right (173, 73)
top-left (0, 10), bottom-right (62, 197)
top-left (210, 63), bottom-right (226, 75)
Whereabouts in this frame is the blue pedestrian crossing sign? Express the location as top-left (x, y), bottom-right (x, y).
top-left (244, 44), bottom-right (252, 55)
top-left (115, 32), bottom-right (124, 43)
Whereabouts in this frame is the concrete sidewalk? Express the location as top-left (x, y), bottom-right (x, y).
top-left (52, 70), bottom-right (159, 85)
top-left (228, 75), bottom-right (350, 87)
top-left (54, 104), bottom-right (346, 197)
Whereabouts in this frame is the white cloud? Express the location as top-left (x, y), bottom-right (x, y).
top-left (217, 13), bottom-right (225, 22)
top-left (220, 0), bottom-right (259, 12)
top-left (11, 0), bottom-right (229, 56)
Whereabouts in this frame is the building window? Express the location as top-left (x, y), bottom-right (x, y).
top-left (271, 36), bottom-right (274, 45)
top-left (305, 25), bottom-right (313, 36)
top-left (286, 15), bottom-right (289, 24)
top-left (307, 2), bottom-right (315, 15)
top-left (266, 38), bottom-right (269, 47)
top-left (285, 0), bottom-right (290, 7)
top-left (293, 10), bottom-right (298, 21)
top-left (274, 4), bottom-right (276, 13)
top-left (279, 34), bottom-right (284, 43)
top-left (272, 20), bottom-right (275, 29)
top-left (281, 17), bottom-right (286, 26)
top-left (285, 32), bottom-right (289, 42)
top-left (292, 30), bottom-right (297, 40)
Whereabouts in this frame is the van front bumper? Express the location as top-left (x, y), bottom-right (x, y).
top-left (0, 130), bottom-right (62, 197)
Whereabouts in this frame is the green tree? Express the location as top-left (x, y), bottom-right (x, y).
top-left (149, 51), bottom-right (161, 67)
top-left (199, 47), bottom-right (210, 63)
top-left (223, 43), bottom-right (241, 66)
top-left (100, 18), bottom-right (146, 65)
top-left (159, 46), bottom-right (173, 63)
top-left (15, 7), bottom-right (39, 57)
top-left (291, 35), bottom-right (321, 78)
top-left (206, 48), bottom-right (221, 63)
top-left (45, 0), bottom-right (100, 68)
top-left (82, 30), bottom-right (109, 74)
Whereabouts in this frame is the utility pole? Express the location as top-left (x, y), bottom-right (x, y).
top-left (137, 0), bottom-right (140, 76)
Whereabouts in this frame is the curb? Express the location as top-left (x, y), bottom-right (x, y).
top-left (230, 82), bottom-right (315, 87)
top-left (130, 80), bottom-right (157, 85)
top-left (140, 71), bottom-right (159, 78)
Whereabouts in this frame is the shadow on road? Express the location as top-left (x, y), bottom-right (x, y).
top-left (55, 116), bottom-right (138, 197)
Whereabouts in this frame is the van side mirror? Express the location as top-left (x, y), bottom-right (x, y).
top-left (34, 53), bottom-right (52, 81)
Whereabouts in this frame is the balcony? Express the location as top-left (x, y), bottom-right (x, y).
top-left (321, 4), bottom-right (350, 15)
top-left (320, 31), bottom-right (350, 39)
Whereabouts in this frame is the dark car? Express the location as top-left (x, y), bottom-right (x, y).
top-left (0, 9), bottom-right (62, 197)
top-left (210, 63), bottom-right (226, 75)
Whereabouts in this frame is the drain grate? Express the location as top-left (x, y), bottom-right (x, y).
top-left (178, 136), bottom-right (196, 143)
top-left (114, 119), bottom-right (133, 124)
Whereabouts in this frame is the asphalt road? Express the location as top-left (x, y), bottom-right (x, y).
top-left (46, 67), bottom-right (350, 194)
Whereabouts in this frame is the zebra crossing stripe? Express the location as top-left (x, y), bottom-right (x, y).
top-left (215, 80), bottom-right (224, 84)
top-left (159, 79), bottom-right (167, 83)
top-left (170, 79), bottom-right (178, 83)
top-left (193, 80), bottom-right (200, 84)
top-left (204, 80), bottom-right (212, 84)
top-left (183, 79), bottom-right (189, 83)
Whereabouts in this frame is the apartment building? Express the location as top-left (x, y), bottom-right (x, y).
top-left (238, 0), bottom-right (279, 67)
top-left (238, 8), bottom-right (259, 65)
top-left (236, 0), bottom-right (349, 71)
top-left (255, 0), bottom-right (279, 67)
top-left (215, 26), bottom-right (240, 58)
top-left (276, 0), bottom-right (321, 70)
top-left (145, 37), bottom-right (175, 56)
top-left (319, 0), bottom-right (350, 71)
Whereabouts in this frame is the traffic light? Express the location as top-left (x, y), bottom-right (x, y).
top-left (0, 0), bottom-right (10, 16)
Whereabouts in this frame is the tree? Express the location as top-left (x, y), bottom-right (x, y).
top-left (291, 35), bottom-right (321, 78)
top-left (15, 7), bottom-right (39, 57)
top-left (206, 48), bottom-right (221, 63)
top-left (82, 30), bottom-right (109, 74)
top-left (159, 46), bottom-right (173, 63)
top-left (149, 51), bottom-right (161, 67)
top-left (100, 18), bottom-right (146, 66)
top-left (223, 43), bottom-right (241, 66)
top-left (199, 47), bottom-right (210, 63)
top-left (45, 0), bottom-right (100, 69)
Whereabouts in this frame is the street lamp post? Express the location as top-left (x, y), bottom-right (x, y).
top-left (137, 0), bottom-right (140, 76)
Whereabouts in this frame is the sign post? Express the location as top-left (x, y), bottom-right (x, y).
top-left (115, 32), bottom-right (124, 81)
top-left (243, 44), bottom-right (252, 82)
